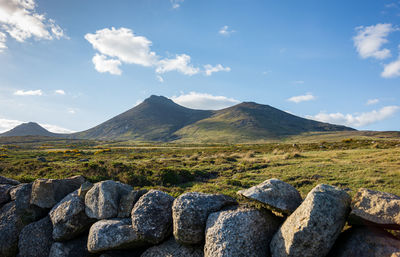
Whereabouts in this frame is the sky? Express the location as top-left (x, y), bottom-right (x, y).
top-left (0, 0), bottom-right (399, 133)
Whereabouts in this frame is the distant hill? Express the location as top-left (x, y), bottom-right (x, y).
top-left (0, 122), bottom-right (63, 138)
top-left (70, 95), bottom-right (355, 142)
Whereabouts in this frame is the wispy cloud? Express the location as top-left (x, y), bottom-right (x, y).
top-left (204, 64), bottom-right (231, 76)
top-left (219, 25), bottom-right (235, 36)
top-left (55, 89), bottom-right (66, 95)
top-left (171, 0), bottom-right (184, 9)
top-left (306, 106), bottom-right (400, 127)
top-left (366, 99), bottom-right (379, 105)
top-left (287, 93), bottom-right (315, 103)
top-left (382, 55), bottom-right (400, 78)
top-left (171, 92), bottom-right (239, 110)
top-left (14, 89), bottom-right (43, 96)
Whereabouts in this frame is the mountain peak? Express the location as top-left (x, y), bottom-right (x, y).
top-left (0, 122), bottom-right (60, 137)
top-left (144, 95), bottom-right (173, 104)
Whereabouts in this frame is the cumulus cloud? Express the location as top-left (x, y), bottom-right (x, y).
top-left (171, 92), bottom-right (240, 110)
top-left (14, 89), bottom-right (42, 96)
top-left (219, 25), bottom-right (235, 36)
top-left (366, 98), bottom-right (379, 105)
top-left (306, 106), bottom-right (399, 127)
top-left (353, 23), bottom-right (393, 60)
top-left (0, 0), bottom-right (65, 50)
top-left (0, 118), bottom-right (74, 133)
top-left (382, 56), bottom-right (400, 78)
top-left (171, 0), bottom-right (184, 9)
top-left (85, 27), bottom-right (229, 77)
top-left (54, 89), bottom-right (65, 95)
top-left (287, 93), bottom-right (315, 103)
top-left (92, 54), bottom-right (122, 75)
top-left (204, 64), bottom-right (231, 76)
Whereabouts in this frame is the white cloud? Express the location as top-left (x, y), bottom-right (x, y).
top-left (219, 25), bottom-right (235, 36)
top-left (307, 106), bottom-right (400, 127)
top-left (353, 23), bottom-right (393, 60)
top-left (54, 89), bottom-right (65, 95)
top-left (92, 54), bottom-right (122, 75)
top-left (67, 108), bottom-right (77, 114)
top-left (0, 31), bottom-right (7, 52)
top-left (366, 99), bottom-right (379, 105)
top-left (14, 89), bottom-right (42, 96)
top-left (0, 0), bottom-right (65, 50)
top-left (171, 0), bottom-right (184, 9)
top-left (0, 118), bottom-right (74, 133)
top-left (382, 56), bottom-right (400, 78)
top-left (156, 54), bottom-right (200, 75)
top-left (287, 93), bottom-right (315, 103)
top-left (204, 64), bottom-right (231, 76)
top-left (171, 92), bottom-right (239, 110)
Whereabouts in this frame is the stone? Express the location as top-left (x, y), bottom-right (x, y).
top-left (349, 188), bottom-right (400, 229)
top-left (118, 189), bottom-right (147, 218)
top-left (78, 181), bottom-right (93, 198)
top-left (85, 180), bottom-right (133, 219)
top-left (131, 190), bottom-right (175, 244)
top-left (237, 178), bottom-right (302, 214)
top-left (141, 238), bottom-right (203, 257)
top-left (328, 227), bottom-right (400, 257)
top-left (172, 192), bottom-right (236, 245)
top-left (204, 207), bottom-right (280, 257)
top-left (49, 236), bottom-right (95, 257)
top-left (87, 218), bottom-right (146, 253)
top-left (0, 184), bottom-right (13, 205)
top-left (100, 249), bottom-right (145, 257)
top-left (31, 175), bottom-right (86, 209)
top-left (17, 216), bottom-right (54, 257)
top-left (0, 175), bottom-right (20, 185)
top-left (0, 202), bottom-right (25, 257)
top-left (270, 184), bottom-right (351, 257)
top-left (50, 190), bottom-right (95, 241)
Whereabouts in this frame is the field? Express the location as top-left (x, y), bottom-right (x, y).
top-left (0, 133), bottom-right (399, 199)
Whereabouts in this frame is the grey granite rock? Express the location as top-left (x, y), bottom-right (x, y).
top-left (270, 184), bottom-right (351, 257)
top-left (131, 190), bottom-right (175, 244)
top-left (328, 226), bottom-right (400, 257)
top-left (88, 218), bottom-right (146, 253)
top-left (141, 238), bottom-right (203, 257)
top-left (0, 184), bottom-right (13, 205)
top-left (49, 236), bottom-right (95, 257)
top-left (50, 190), bottom-right (95, 241)
top-left (118, 189), bottom-right (147, 218)
top-left (85, 180), bottom-right (133, 219)
top-left (172, 192), bottom-right (236, 245)
top-left (30, 175), bottom-right (86, 209)
top-left (204, 207), bottom-right (280, 257)
top-left (349, 188), bottom-right (400, 229)
top-left (237, 178), bottom-right (302, 214)
top-left (17, 216), bottom-right (54, 257)
top-left (0, 176), bottom-right (20, 185)
top-left (0, 202), bottom-right (24, 257)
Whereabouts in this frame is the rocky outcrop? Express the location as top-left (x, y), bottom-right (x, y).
top-left (328, 226), bottom-right (400, 257)
top-left (237, 178), bottom-right (302, 214)
top-left (349, 188), bottom-right (400, 229)
top-left (173, 192), bottom-right (236, 245)
top-left (205, 207), bottom-right (280, 257)
top-left (142, 238), bottom-right (203, 257)
top-left (131, 190), bottom-right (175, 244)
top-left (30, 176), bottom-right (86, 209)
top-left (270, 184), bottom-right (351, 257)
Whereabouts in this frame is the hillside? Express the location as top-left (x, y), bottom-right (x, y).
top-left (0, 122), bottom-right (63, 138)
top-left (174, 102), bottom-right (354, 142)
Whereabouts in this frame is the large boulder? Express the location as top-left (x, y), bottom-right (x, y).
top-left (270, 184), bottom-right (351, 257)
top-left (131, 190), bottom-right (175, 244)
top-left (0, 176), bottom-right (20, 185)
top-left (0, 184), bottom-right (13, 205)
top-left (17, 216), bottom-right (54, 257)
top-left (328, 227), bottom-right (400, 257)
top-left (85, 180), bottom-right (133, 219)
top-left (0, 202), bottom-right (25, 257)
top-left (50, 190), bottom-right (95, 241)
top-left (141, 238), bottom-right (203, 257)
top-left (87, 218), bottom-right (146, 253)
top-left (349, 188), bottom-right (400, 229)
top-left (118, 189), bottom-right (147, 218)
top-left (173, 192), bottom-right (236, 245)
top-left (31, 175), bottom-right (86, 209)
top-left (237, 178), bottom-right (302, 214)
top-left (204, 207), bottom-right (280, 257)
top-left (49, 236), bottom-right (95, 257)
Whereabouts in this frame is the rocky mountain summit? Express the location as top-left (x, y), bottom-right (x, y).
top-left (0, 176), bottom-right (399, 257)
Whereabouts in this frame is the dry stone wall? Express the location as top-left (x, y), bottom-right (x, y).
top-left (0, 175), bottom-right (399, 257)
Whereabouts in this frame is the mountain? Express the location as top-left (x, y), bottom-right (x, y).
top-left (72, 95), bottom-right (213, 141)
top-left (72, 95), bottom-right (354, 142)
top-left (0, 122), bottom-right (62, 138)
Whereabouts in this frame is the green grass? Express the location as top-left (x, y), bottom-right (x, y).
top-left (0, 136), bottom-right (399, 199)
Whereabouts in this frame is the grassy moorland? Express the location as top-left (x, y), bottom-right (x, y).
top-left (0, 134), bottom-right (399, 199)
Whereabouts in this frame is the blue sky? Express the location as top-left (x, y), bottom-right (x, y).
top-left (0, 0), bottom-right (399, 133)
